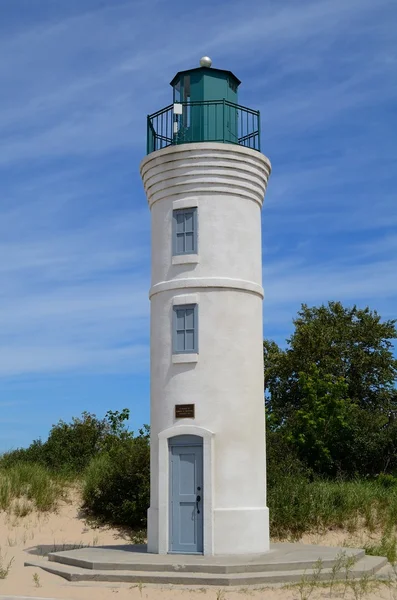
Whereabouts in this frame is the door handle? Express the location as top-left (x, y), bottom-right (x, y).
top-left (196, 495), bottom-right (201, 514)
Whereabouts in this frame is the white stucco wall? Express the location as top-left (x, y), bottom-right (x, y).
top-left (140, 143), bottom-right (271, 555)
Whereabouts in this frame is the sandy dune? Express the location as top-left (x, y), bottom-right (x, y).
top-left (0, 490), bottom-right (396, 600)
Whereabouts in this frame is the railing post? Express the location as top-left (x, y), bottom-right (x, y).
top-left (222, 99), bottom-right (225, 143)
top-left (257, 110), bottom-right (261, 152)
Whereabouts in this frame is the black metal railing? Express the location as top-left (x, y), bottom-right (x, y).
top-left (147, 100), bottom-right (260, 154)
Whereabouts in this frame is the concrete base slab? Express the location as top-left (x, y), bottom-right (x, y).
top-left (24, 543), bottom-right (391, 587)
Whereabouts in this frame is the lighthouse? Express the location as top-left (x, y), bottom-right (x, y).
top-left (140, 58), bottom-right (271, 556)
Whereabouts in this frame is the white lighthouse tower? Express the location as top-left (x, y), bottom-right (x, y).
top-left (140, 58), bottom-right (271, 556)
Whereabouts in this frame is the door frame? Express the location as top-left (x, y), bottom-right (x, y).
top-left (158, 425), bottom-right (214, 555)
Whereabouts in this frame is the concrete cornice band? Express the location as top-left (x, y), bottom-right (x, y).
top-left (149, 277), bottom-right (264, 299)
top-left (140, 143), bottom-right (271, 209)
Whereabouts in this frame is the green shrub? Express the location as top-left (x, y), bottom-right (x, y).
top-left (82, 429), bottom-right (150, 528)
top-left (40, 412), bottom-right (111, 474)
top-left (267, 430), bottom-right (310, 488)
top-left (0, 409), bottom-right (134, 476)
top-left (0, 440), bottom-right (46, 470)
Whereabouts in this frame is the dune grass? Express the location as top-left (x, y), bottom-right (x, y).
top-left (0, 462), bottom-right (67, 514)
top-left (364, 522), bottom-right (397, 564)
top-left (0, 547), bottom-right (14, 579)
top-left (269, 477), bottom-right (397, 540)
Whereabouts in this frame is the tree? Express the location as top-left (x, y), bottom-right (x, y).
top-left (285, 365), bottom-right (354, 474)
top-left (264, 302), bottom-right (397, 476)
top-left (265, 302), bottom-right (397, 419)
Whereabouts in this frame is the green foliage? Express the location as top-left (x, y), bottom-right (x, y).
top-left (0, 408), bottom-right (150, 527)
top-left (0, 463), bottom-right (65, 513)
top-left (0, 477), bottom-right (11, 511)
top-left (265, 301), bottom-right (397, 477)
top-left (0, 439), bottom-right (47, 469)
top-left (0, 409), bottom-right (136, 475)
top-left (82, 427), bottom-right (150, 528)
top-left (266, 430), bottom-right (310, 488)
top-left (269, 477), bottom-right (397, 540)
top-left (288, 302), bottom-right (396, 410)
top-left (285, 365), bottom-right (354, 473)
top-left (377, 474), bottom-right (397, 489)
top-left (365, 528), bottom-right (397, 564)
top-left (42, 412), bottom-right (109, 473)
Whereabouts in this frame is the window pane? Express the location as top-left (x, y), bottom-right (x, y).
top-left (176, 309), bottom-right (185, 330)
top-left (175, 213), bottom-right (185, 233)
top-left (184, 211), bottom-right (194, 232)
top-left (184, 232), bottom-right (194, 253)
top-left (176, 330), bottom-right (185, 351)
top-left (185, 308), bottom-right (194, 329)
top-left (185, 330), bottom-right (195, 351)
top-left (176, 233), bottom-right (185, 254)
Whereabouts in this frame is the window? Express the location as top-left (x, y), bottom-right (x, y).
top-left (173, 304), bottom-right (198, 354)
top-left (173, 208), bottom-right (197, 255)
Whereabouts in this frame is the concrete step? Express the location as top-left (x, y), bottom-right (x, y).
top-left (47, 551), bottom-right (366, 574)
top-left (24, 555), bottom-right (388, 586)
top-left (45, 543), bottom-right (365, 574)
top-left (374, 562), bottom-right (397, 580)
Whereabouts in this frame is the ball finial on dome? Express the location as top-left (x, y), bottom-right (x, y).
top-left (199, 56), bottom-right (212, 68)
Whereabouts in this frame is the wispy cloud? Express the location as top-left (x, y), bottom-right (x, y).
top-left (264, 255), bottom-right (397, 306)
top-left (0, 161), bottom-right (150, 377)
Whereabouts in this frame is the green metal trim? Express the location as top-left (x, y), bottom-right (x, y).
top-left (222, 98), bottom-right (225, 144)
top-left (147, 99), bottom-right (260, 154)
top-left (170, 66), bottom-right (241, 88)
top-left (257, 110), bottom-right (261, 156)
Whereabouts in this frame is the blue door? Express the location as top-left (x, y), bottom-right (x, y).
top-left (169, 435), bottom-right (203, 554)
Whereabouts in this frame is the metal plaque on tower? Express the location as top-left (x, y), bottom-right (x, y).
top-left (175, 404), bottom-right (195, 419)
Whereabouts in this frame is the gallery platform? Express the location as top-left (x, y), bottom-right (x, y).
top-left (24, 542), bottom-right (394, 586)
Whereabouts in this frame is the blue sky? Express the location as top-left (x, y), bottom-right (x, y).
top-left (0, 0), bottom-right (396, 452)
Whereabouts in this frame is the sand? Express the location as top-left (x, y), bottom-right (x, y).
top-left (0, 489), bottom-right (396, 600)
